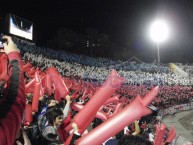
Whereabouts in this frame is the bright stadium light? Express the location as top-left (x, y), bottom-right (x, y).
top-left (149, 19), bottom-right (169, 63)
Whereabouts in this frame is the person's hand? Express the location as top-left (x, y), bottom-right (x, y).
top-left (1, 35), bottom-right (20, 54)
top-left (72, 122), bottom-right (78, 132)
top-left (65, 95), bottom-right (71, 104)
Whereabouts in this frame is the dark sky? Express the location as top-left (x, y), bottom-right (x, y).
top-left (1, 0), bottom-right (193, 61)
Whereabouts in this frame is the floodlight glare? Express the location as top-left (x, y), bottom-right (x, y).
top-left (150, 20), bottom-right (169, 43)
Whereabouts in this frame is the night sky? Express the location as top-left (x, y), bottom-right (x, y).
top-left (1, 0), bottom-right (193, 61)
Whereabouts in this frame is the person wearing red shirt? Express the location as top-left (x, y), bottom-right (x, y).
top-left (0, 36), bottom-right (25, 145)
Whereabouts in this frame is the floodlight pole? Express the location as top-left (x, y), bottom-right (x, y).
top-left (157, 41), bottom-right (160, 63)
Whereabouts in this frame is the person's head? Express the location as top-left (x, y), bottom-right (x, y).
top-left (118, 135), bottom-right (153, 145)
top-left (47, 98), bottom-right (57, 107)
top-left (26, 93), bottom-right (33, 102)
top-left (46, 107), bottom-right (64, 127)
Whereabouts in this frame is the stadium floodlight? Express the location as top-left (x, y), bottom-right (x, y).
top-left (149, 19), bottom-right (169, 63)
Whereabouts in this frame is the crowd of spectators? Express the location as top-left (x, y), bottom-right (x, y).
top-left (1, 37), bottom-right (193, 145)
top-left (15, 39), bottom-right (193, 110)
top-left (22, 52), bottom-right (193, 86)
top-left (117, 85), bottom-right (193, 108)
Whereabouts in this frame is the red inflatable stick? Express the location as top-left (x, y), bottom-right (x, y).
top-left (54, 84), bottom-right (61, 102)
top-left (112, 103), bottom-right (122, 116)
top-left (61, 78), bottom-right (69, 97)
top-left (40, 84), bottom-right (44, 97)
top-left (165, 126), bottom-right (176, 143)
top-left (72, 103), bottom-right (109, 121)
top-left (154, 123), bottom-right (166, 145)
top-left (32, 72), bottom-right (41, 113)
top-left (73, 70), bottom-right (124, 134)
top-left (104, 95), bottom-right (120, 105)
top-left (25, 103), bottom-right (33, 124)
top-left (96, 110), bottom-right (109, 121)
top-left (32, 84), bottom-right (41, 112)
top-left (142, 86), bottom-right (159, 106)
top-left (23, 62), bottom-right (32, 72)
top-left (47, 67), bottom-right (69, 98)
top-left (27, 67), bottom-right (36, 77)
top-left (81, 89), bottom-right (88, 99)
top-left (25, 78), bottom-right (35, 90)
top-left (76, 96), bottom-right (152, 145)
top-left (70, 90), bottom-right (80, 100)
top-left (35, 71), bottom-right (41, 83)
top-left (25, 78), bottom-right (35, 94)
top-left (44, 73), bottom-right (52, 96)
top-left (63, 77), bottom-right (73, 89)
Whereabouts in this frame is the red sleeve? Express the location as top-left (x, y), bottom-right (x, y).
top-left (63, 111), bottom-right (72, 127)
top-left (0, 52), bottom-right (25, 145)
top-left (58, 112), bottom-right (72, 142)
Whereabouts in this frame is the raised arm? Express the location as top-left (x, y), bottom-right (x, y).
top-left (0, 36), bottom-right (25, 145)
top-left (63, 95), bottom-right (71, 118)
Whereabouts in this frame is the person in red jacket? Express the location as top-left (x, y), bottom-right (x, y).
top-left (0, 36), bottom-right (25, 145)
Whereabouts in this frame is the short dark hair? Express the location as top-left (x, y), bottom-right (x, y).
top-left (47, 96), bottom-right (55, 105)
top-left (46, 106), bottom-right (63, 125)
top-left (118, 135), bottom-right (153, 145)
